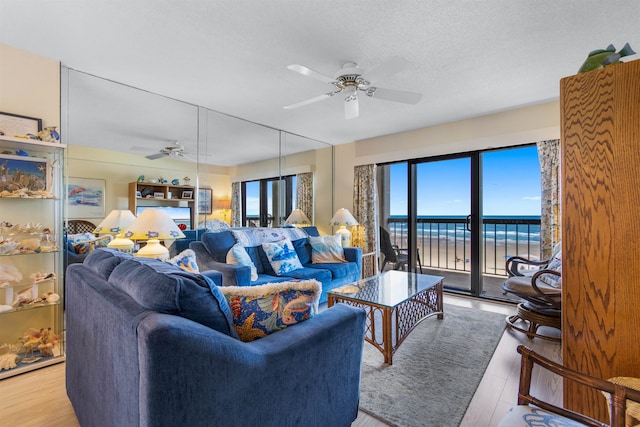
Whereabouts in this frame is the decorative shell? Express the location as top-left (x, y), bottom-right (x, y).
top-left (0, 352), bottom-right (19, 371)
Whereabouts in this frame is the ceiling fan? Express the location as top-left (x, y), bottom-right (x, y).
top-left (143, 141), bottom-right (193, 161)
top-left (284, 56), bottom-right (422, 120)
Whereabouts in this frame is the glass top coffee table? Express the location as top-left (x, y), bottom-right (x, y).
top-left (328, 270), bottom-right (444, 365)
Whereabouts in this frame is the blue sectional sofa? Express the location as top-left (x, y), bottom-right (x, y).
top-left (65, 248), bottom-right (367, 427)
top-left (190, 227), bottom-right (362, 304)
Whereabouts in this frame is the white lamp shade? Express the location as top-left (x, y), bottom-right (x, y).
top-left (329, 208), bottom-right (359, 226)
top-left (94, 210), bottom-right (136, 235)
top-left (123, 209), bottom-right (186, 240)
top-left (285, 208), bottom-right (310, 225)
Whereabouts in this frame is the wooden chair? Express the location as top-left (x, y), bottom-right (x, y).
top-left (67, 219), bottom-right (97, 234)
top-left (499, 345), bottom-right (640, 427)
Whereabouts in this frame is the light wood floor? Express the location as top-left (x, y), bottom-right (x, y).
top-left (0, 294), bottom-right (561, 427)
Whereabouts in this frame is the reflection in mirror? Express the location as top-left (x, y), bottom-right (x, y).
top-left (62, 67), bottom-right (334, 233)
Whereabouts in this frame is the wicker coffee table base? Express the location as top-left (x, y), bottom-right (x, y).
top-left (329, 281), bottom-right (443, 365)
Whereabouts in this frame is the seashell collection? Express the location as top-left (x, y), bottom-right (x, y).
top-left (0, 222), bottom-right (58, 254)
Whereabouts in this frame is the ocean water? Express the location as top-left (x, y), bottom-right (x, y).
top-left (387, 215), bottom-right (541, 244)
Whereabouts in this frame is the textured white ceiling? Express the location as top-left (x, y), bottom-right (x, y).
top-left (2, 0), bottom-right (640, 165)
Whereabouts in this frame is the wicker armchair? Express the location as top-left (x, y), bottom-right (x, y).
top-left (502, 245), bottom-right (562, 342)
top-left (67, 219), bottom-right (96, 234)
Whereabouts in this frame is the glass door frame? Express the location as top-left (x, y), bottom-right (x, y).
top-left (404, 152), bottom-right (483, 296)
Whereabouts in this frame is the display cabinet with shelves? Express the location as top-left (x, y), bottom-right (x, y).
top-left (128, 182), bottom-right (196, 229)
top-left (0, 136), bottom-right (65, 379)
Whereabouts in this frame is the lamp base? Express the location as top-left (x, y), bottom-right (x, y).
top-left (335, 226), bottom-right (352, 247)
top-left (135, 239), bottom-right (169, 261)
top-left (107, 236), bottom-right (135, 254)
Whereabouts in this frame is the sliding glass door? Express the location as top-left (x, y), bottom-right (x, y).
top-left (241, 176), bottom-right (295, 227)
top-left (379, 145), bottom-right (540, 301)
top-left (415, 156), bottom-right (473, 293)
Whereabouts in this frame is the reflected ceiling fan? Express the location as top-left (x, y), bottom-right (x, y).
top-left (284, 56), bottom-right (422, 119)
top-left (139, 141), bottom-right (194, 161)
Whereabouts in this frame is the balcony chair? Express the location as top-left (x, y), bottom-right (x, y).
top-left (501, 244), bottom-right (562, 342)
top-left (379, 226), bottom-right (423, 273)
top-left (499, 345), bottom-right (640, 427)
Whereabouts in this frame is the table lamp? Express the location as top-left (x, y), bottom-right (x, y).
top-left (93, 209), bottom-right (136, 253)
top-left (215, 199), bottom-right (231, 222)
top-left (285, 208), bottom-right (310, 227)
top-left (123, 209), bottom-right (186, 261)
top-left (330, 208), bottom-right (359, 247)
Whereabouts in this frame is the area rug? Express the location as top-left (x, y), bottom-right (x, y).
top-left (359, 303), bottom-right (506, 427)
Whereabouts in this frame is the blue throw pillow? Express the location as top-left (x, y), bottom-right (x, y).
top-left (167, 249), bottom-right (199, 273)
top-left (261, 238), bottom-right (303, 275)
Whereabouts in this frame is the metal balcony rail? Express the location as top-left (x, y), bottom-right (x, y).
top-left (386, 216), bottom-right (541, 277)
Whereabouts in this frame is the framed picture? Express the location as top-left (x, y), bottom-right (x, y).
top-left (181, 190), bottom-right (193, 199)
top-left (0, 154), bottom-right (51, 194)
top-left (153, 192), bottom-right (164, 199)
top-left (0, 111), bottom-right (42, 138)
top-left (68, 177), bottom-right (105, 218)
top-left (198, 188), bottom-right (212, 214)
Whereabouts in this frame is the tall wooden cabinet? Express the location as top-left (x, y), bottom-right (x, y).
top-left (560, 59), bottom-right (640, 420)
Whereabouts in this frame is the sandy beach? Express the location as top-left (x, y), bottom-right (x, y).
top-left (412, 239), bottom-right (542, 276)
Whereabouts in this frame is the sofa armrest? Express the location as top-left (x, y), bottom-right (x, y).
top-left (343, 246), bottom-right (363, 277)
top-left (190, 241), bottom-right (251, 286)
top-left (200, 270), bottom-right (223, 286)
top-left (137, 303), bottom-right (366, 427)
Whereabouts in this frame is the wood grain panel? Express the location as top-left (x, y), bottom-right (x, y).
top-left (561, 59), bottom-right (640, 422)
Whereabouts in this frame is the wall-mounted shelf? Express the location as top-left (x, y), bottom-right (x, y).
top-left (128, 182), bottom-right (196, 229)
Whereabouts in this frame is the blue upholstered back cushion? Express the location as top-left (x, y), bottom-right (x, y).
top-left (244, 246), bottom-right (264, 274)
top-left (293, 238), bottom-right (312, 265)
top-left (108, 256), bottom-right (237, 338)
top-left (201, 230), bottom-right (238, 262)
top-left (82, 248), bottom-right (131, 280)
top-left (258, 245), bottom-right (276, 275)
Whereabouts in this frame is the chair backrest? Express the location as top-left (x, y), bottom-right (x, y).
top-left (67, 220), bottom-right (96, 234)
top-left (506, 345), bottom-right (640, 427)
top-left (379, 227), bottom-right (397, 262)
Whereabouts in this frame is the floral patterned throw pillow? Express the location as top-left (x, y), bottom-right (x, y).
top-left (220, 280), bottom-right (321, 342)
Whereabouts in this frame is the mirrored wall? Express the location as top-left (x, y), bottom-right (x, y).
top-left (61, 67), bottom-right (333, 230)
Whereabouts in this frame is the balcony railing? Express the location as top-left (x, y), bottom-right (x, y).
top-left (387, 216), bottom-right (541, 277)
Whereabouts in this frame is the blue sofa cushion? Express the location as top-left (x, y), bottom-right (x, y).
top-left (201, 230), bottom-right (237, 262)
top-left (308, 261), bottom-right (359, 280)
top-left (220, 279), bottom-right (321, 342)
top-left (82, 248), bottom-right (131, 280)
top-left (108, 256), bottom-right (237, 338)
top-left (292, 237), bottom-right (312, 265)
top-left (244, 246), bottom-right (264, 274)
top-left (283, 266), bottom-right (332, 284)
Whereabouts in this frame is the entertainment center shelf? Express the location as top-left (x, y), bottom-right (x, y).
top-left (128, 182), bottom-right (196, 230)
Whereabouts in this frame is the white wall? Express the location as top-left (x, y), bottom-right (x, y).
top-left (333, 101), bottom-right (560, 215)
top-left (68, 145), bottom-right (231, 225)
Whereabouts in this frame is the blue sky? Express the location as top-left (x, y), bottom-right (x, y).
top-left (390, 145), bottom-right (541, 216)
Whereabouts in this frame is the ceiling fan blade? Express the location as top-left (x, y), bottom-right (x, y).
top-left (344, 89), bottom-right (359, 120)
top-left (145, 152), bottom-right (167, 160)
top-left (365, 56), bottom-right (411, 83)
top-left (367, 87), bottom-right (422, 104)
top-left (284, 90), bottom-right (340, 109)
top-left (287, 64), bottom-right (336, 84)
